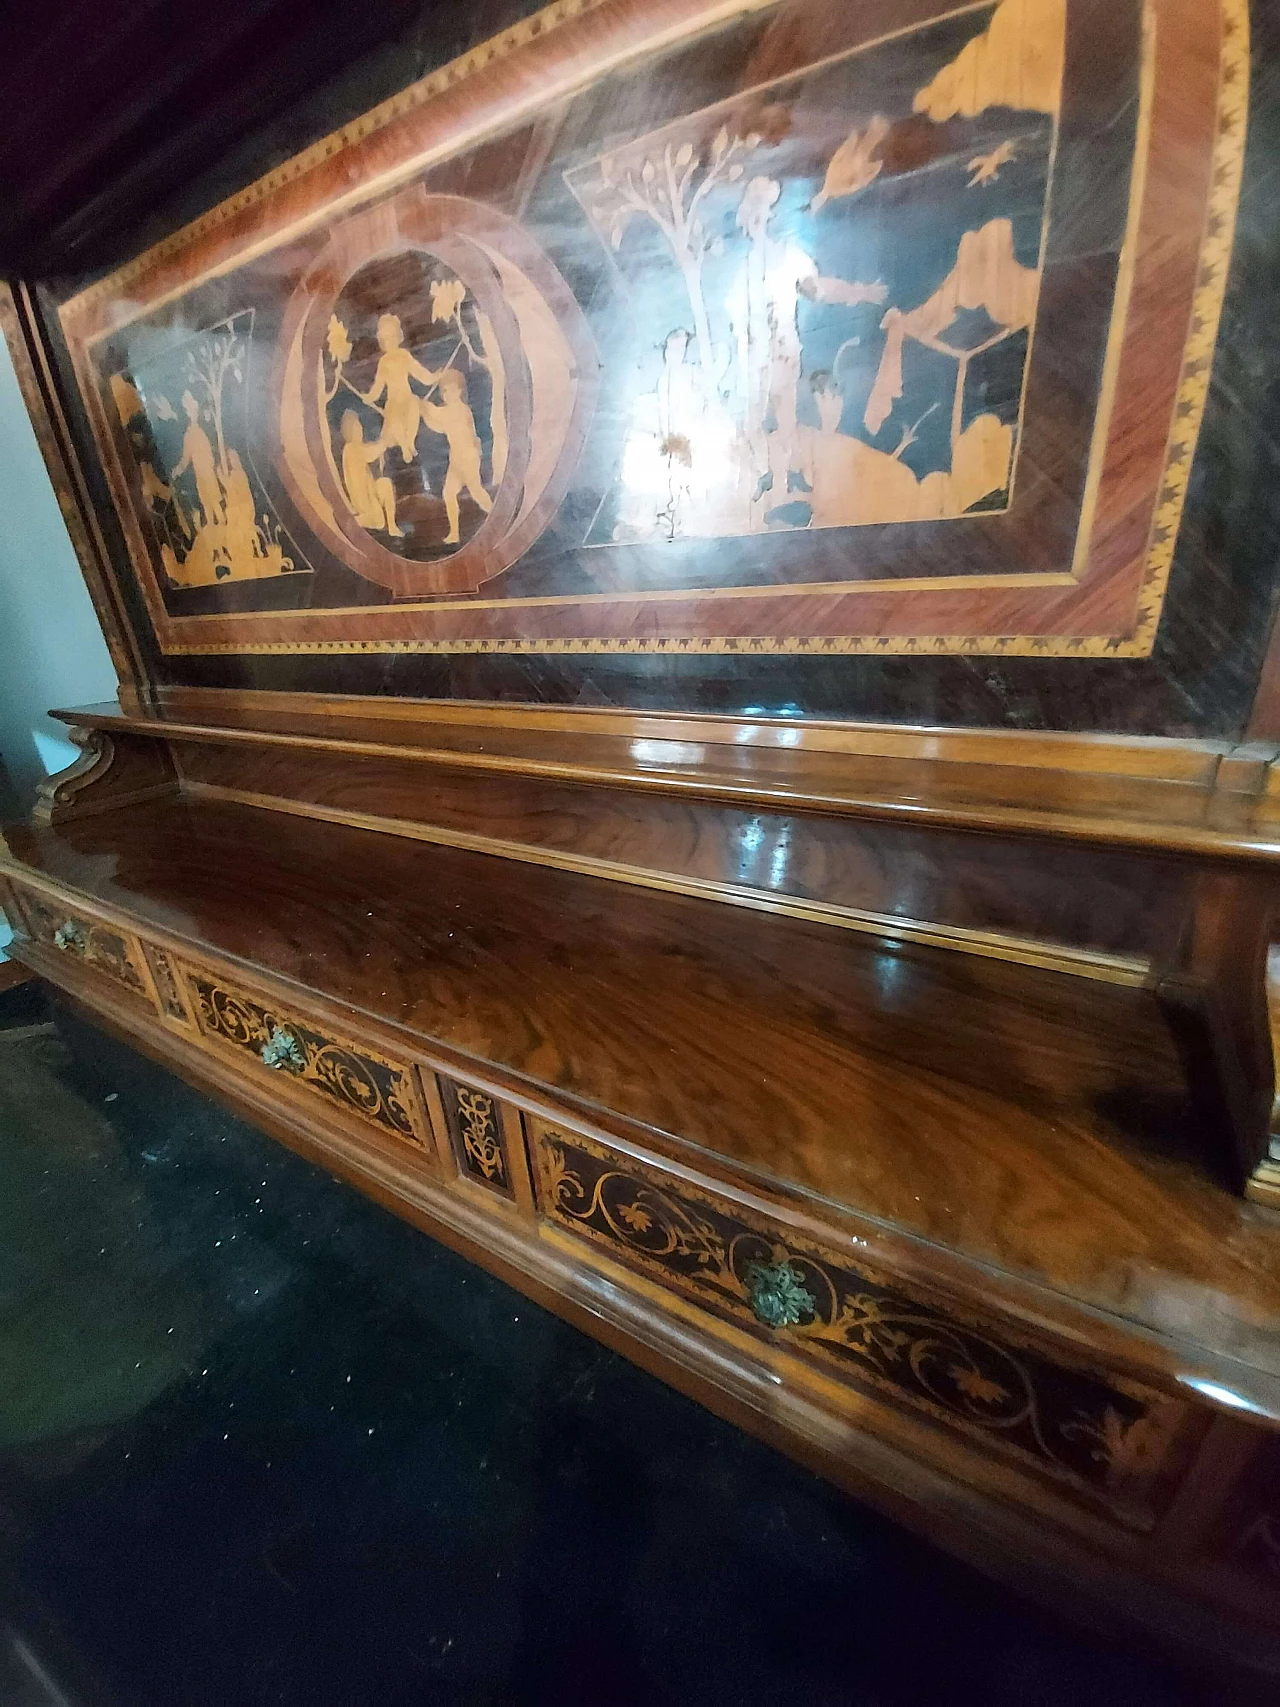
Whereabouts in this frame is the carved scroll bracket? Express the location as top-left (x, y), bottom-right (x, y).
top-left (33, 725), bottom-right (178, 827)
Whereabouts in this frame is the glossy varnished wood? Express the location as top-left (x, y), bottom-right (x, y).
top-left (5, 793), bottom-right (1280, 1397)
top-left (4, 0), bottom-right (1280, 1676)
top-left (53, 693), bottom-right (1280, 860)
top-left (36, 695), bottom-right (1280, 1179)
top-left (30, 980), bottom-right (1280, 1687)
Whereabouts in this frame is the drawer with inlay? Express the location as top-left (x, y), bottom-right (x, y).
top-left (177, 964), bottom-right (437, 1163)
top-left (525, 1116), bottom-right (1204, 1529)
top-left (6, 881), bottom-right (155, 1010)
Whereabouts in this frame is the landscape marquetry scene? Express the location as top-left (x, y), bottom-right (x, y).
top-left (81, 0), bottom-right (1214, 661)
top-left (93, 0), bottom-right (1066, 602)
top-left (567, 0), bottom-right (1057, 547)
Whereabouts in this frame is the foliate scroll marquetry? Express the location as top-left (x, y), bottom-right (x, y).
top-left (14, 886), bottom-right (153, 1005)
top-left (187, 973), bottom-right (433, 1154)
top-left (528, 1120), bottom-right (1196, 1523)
top-left (436, 1075), bottom-right (512, 1195)
top-left (431, 1073), bottom-right (534, 1210)
top-left (142, 942), bottom-right (195, 1027)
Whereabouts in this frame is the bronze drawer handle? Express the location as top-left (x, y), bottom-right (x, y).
top-left (259, 1025), bottom-right (306, 1073)
top-left (743, 1260), bottom-right (815, 1329)
top-left (54, 919), bottom-right (88, 954)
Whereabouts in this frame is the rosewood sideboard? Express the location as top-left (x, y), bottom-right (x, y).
top-left (3, 0), bottom-right (1280, 1682)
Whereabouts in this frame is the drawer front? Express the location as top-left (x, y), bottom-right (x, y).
top-left (141, 941), bottom-right (197, 1027)
top-left (528, 1119), bottom-right (1197, 1525)
top-left (11, 883), bottom-right (154, 1006)
top-left (426, 1071), bottom-right (535, 1212)
top-left (184, 967), bottom-right (434, 1158)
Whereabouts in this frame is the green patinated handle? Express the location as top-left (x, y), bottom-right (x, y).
top-left (743, 1260), bottom-right (816, 1329)
top-left (260, 1025), bottom-right (306, 1073)
top-left (54, 919), bottom-right (88, 954)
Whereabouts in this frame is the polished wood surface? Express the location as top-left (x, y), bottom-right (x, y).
top-left (32, 721), bottom-right (177, 826)
top-left (5, 793), bottom-right (1280, 1396)
top-left (7, 797), bottom-right (1280, 1684)
top-left (52, 692), bottom-right (1280, 861)
top-left (5, 0), bottom-right (1280, 1677)
top-left (33, 697), bottom-right (1280, 1180)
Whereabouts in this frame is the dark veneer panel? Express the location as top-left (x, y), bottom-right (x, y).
top-left (29, 0), bottom-right (1280, 736)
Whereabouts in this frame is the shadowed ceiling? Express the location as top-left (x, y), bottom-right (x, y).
top-left (0, 1), bottom-right (458, 275)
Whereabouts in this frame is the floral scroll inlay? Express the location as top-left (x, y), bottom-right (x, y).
top-left (190, 976), bottom-right (425, 1149)
top-left (532, 1127), bottom-right (1191, 1522)
top-left (440, 1077), bottom-right (512, 1194)
top-left (20, 892), bottom-right (148, 998)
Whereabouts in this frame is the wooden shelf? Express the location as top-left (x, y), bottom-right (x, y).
top-left (57, 693), bottom-right (1280, 863)
top-left (7, 791), bottom-right (1280, 1417)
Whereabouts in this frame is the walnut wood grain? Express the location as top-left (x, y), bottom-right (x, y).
top-left (3, 0), bottom-right (1279, 1671)
top-left (5, 794), bottom-right (1280, 1403)
top-left (49, 693), bottom-right (1280, 862)
top-left (32, 724), bottom-right (177, 825)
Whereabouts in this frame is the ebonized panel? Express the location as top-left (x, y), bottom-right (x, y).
top-left (528, 1117), bottom-right (1202, 1525)
top-left (22, 0), bottom-right (1280, 738)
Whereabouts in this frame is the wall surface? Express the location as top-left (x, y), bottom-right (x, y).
top-left (0, 330), bottom-right (117, 951)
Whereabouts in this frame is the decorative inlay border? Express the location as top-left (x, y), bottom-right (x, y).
top-left (188, 972), bottom-right (432, 1151)
top-left (62, 0), bottom-right (617, 326)
top-left (13, 886), bottom-right (152, 1002)
top-left (1128, 0), bottom-right (1248, 658)
top-left (61, 0), bottom-right (1249, 662)
top-left (436, 1073), bottom-right (514, 1197)
top-left (529, 1120), bottom-right (1195, 1521)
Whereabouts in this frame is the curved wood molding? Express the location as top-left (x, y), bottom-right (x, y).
top-left (32, 724), bottom-right (177, 826)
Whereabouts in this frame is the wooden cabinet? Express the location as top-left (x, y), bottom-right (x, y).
top-left (3, 0), bottom-right (1280, 1682)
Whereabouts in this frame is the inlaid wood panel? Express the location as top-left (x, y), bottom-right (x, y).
top-left (184, 968), bottom-right (435, 1157)
top-left (8, 811), bottom-right (1280, 1664)
top-left (9, 882), bottom-right (153, 1006)
top-left (428, 1071), bottom-right (536, 1211)
top-left (526, 1117), bottom-right (1203, 1525)
top-left (141, 941), bottom-right (196, 1027)
top-left (14, 794), bottom-right (1274, 1372)
top-left (436, 1074), bottom-right (510, 1195)
top-left (56, 0), bottom-right (1244, 670)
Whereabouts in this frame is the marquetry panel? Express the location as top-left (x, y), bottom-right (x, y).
top-left (57, 0), bottom-right (1245, 671)
top-left (141, 941), bottom-right (195, 1027)
top-left (185, 970), bottom-right (433, 1156)
top-left (428, 1072), bottom-right (534, 1212)
top-left (11, 884), bottom-right (153, 1006)
top-left (528, 1119), bottom-right (1198, 1524)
